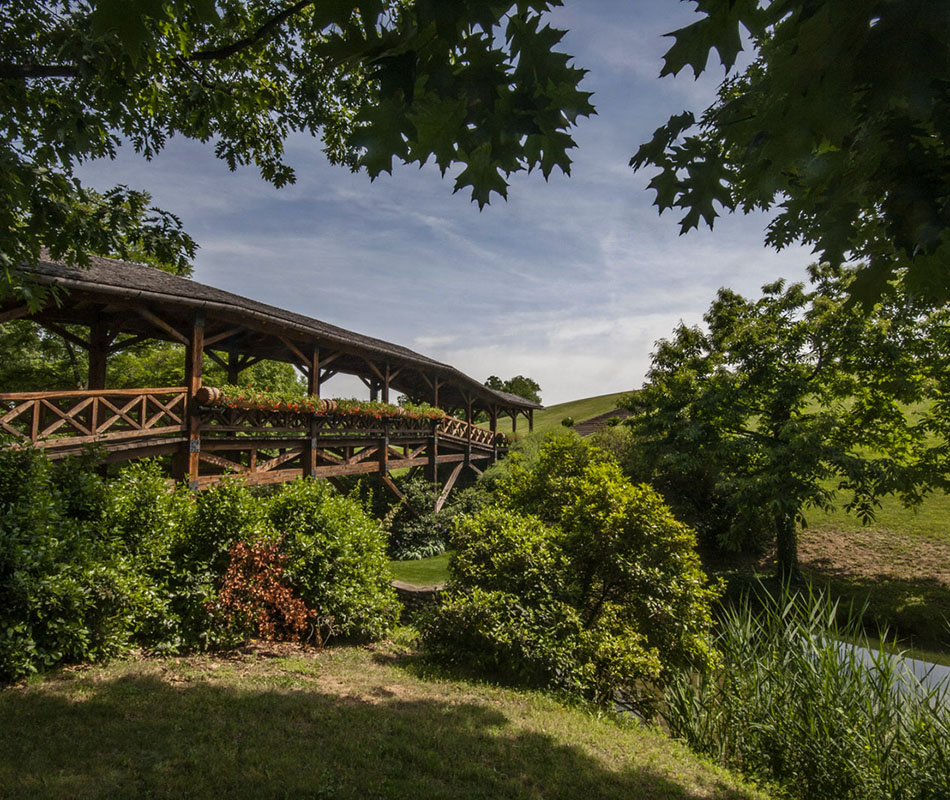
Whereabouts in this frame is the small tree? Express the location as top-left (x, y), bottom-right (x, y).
top-left (624, 265), bottom-right (949, 577)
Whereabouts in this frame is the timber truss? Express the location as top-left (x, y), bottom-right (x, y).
top-left (1, 254), bottom-right (540, 502)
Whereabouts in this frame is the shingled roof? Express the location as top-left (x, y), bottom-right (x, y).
top-left (12, 254), bottom-right (542, 413)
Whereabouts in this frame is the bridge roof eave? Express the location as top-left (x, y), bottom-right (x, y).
top-left (10, 254), bottom-right (542, 413)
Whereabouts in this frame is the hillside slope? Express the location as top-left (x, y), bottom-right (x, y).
top-left (489, 391), bottom-right (632, 436)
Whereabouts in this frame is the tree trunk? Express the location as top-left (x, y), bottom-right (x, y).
top-left (775, 512), bottom-right (799, 581)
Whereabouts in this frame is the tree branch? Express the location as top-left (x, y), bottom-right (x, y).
top-left (0, 63), bottom-right (78, 80)
top-left (187, 0), bottom-right (316, 62)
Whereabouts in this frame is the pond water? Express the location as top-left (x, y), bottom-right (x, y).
top-left (843, 642), bottom-right (950, 692)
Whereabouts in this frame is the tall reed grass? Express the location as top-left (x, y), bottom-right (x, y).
top-left (662, 585), bottom-right (950, 800)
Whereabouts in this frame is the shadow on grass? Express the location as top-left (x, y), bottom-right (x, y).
top-left (0, 671), bottom-right (756, 800)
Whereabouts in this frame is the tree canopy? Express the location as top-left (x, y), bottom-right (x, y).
top-left (632, 0), bottom-right (949, 304)
top-left (1, 0), bottom-right (592, 301)
top-left (484, 374), bottom-right (542, 404)
top-left (622, 264), bottom-right (949, 576)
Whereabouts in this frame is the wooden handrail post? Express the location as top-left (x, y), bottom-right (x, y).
top-left (184, 312), bottom-right (205, 489)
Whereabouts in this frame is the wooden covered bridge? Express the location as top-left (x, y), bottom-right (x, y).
top-left (0, 255), bottom-right (539, 503)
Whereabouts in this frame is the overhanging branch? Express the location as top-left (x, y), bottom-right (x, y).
top-left (187, 0), bottom-right (315, 62)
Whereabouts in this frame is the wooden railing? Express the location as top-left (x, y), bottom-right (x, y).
top-left (0, 387), bottom-right (188, 449)
top-left (0, 386), bottom-right (508, 455)
top-left (437, 416), bottom-right (505, 448)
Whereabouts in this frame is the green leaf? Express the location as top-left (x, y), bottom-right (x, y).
top-left (453, 144), bottom-right (509, 208)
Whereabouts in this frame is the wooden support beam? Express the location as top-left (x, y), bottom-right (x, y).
top-left (199, 451), bottom-right (247, 473)
top-left (108, 334), bottom-right (150, 354)
top-left (42, 321), bottom-right (90, 351)
top-left (529, 408), bottom-right (534, 432)
top-left (0, 304), bottom-right (32, 325)
top-left (203, 327), bottom-right (242, 347)
top-left (380, 474), bottom-right (405, 502)
top-left (434, 462), bottom-right (464, 514)
top-left (382, 363), bottom-right (390, 404)
top-left (363, 358), bottom-right (385, 382)
top-left (137, 307), bottom-right (189, 345)
top-left (278, 335), bottom-right (309, 370)
top-left (204, 349), bottom-right (229, 371)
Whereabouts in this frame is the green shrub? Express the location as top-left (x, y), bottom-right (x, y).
top-left (663, 585), bottom-right (950, 800)
top-left (421, 434), bottom-right (719, 709)
top-left (269, 478), bottom-right (399, 641)
top-left (0, 447), bottom-right (141, 681)
top-left (561, 416), bottom-right (574, 427)
top-left (386, 476), bottom-right (447, 560)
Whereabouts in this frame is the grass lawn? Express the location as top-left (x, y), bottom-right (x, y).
top-left (0, 638), bottom-right (767, 800)
top-left (389, 552), bottom-right (452, 586)
top-left (486, 391), bottom-right (631, 436)
top-left (797, 490), bottom-right (950, 656)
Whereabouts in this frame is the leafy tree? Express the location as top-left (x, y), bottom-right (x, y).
top-left (483, 374), bottom-right (542, 404)
top-left (623, 264), bottom-right (950, 577)
top-left (632, 0), bottom-right (950, 304)
top-left (1, 0), bottom-right (593, 301)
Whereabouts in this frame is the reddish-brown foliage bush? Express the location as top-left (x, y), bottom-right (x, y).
top-left (211, 540), bottom-right (316, 643)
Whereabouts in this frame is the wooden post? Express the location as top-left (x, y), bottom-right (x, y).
top-left (529, 409), bottom-right (534, 432)
top-left (308, 346), bottom-right (320, 397)
top-left (370, 380), bottom-right (379, 402)
top-left (87, 321), bottom-right (109, 390)
top-left (304, 345), bottom-right (320, 479)
top-left (511, 407), bottom-right (517, 433)
top-left (489, 405), bottom-right (497, 433)
top-left (184, 313), bottom-right (205, 489)
top-left (382, 363), bottom-right (390, 404)
top-left (379, 426), bottom-right (389, 475)
top-left (427, 426), bottom-right (439, 500)
top-left (87, 321), bottom-right (109, 435)
top-left (433, 378), bottom-right (440, 409)
top-left (227, 349), bottom-right (240, 384)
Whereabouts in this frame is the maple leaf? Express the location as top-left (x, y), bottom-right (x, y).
top-left (453, 144), bottom-right (509, 207)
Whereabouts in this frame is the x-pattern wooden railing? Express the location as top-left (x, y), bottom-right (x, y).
top-left (437, 416), bottom-right (503, 448)
top-left (0, 387), bottom-right (187, 449)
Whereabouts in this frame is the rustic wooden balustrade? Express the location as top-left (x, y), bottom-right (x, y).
top-left (0, 387), bottom-right (188, 450)
top-left (0, 386), bottom-right (507, 493)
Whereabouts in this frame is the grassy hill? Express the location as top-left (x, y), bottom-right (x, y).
top-left (488, 390), bottom-right (631, 436)
top-left (0, 638), bottom-right (767, 800)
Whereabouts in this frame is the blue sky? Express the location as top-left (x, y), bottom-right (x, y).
top-left (78, 0), bottom-right (813, 405)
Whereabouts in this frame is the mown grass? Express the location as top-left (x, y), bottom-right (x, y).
top-left (0, 638), bottom-right (767, 800)
top-left (486, 391), bottom-right (631, 436)
top-left (389, 552), bottom-right (452, 586)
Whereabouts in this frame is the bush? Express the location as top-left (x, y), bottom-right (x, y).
top-left (386, 476), bottom-right (447, 560)
top-left (269, 478), bottom-right (399, 641)
top-left (1, 447), bottom-right (400, 681)
top-left (211, 539), bottom-right (314, 642)
top-left (561, 416), bottom-right (574, 427)
top-left (663, 585), bottom-right (950, 800)
top-left (0, 447), bottom-right (142, 681)
top-left (420, 434), bottom-right (719, 710)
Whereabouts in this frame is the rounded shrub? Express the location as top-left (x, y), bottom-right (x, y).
top-left (420, 433), bottom-right (719, 710)
top-left (268, 479), bottom-right (399, 641)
